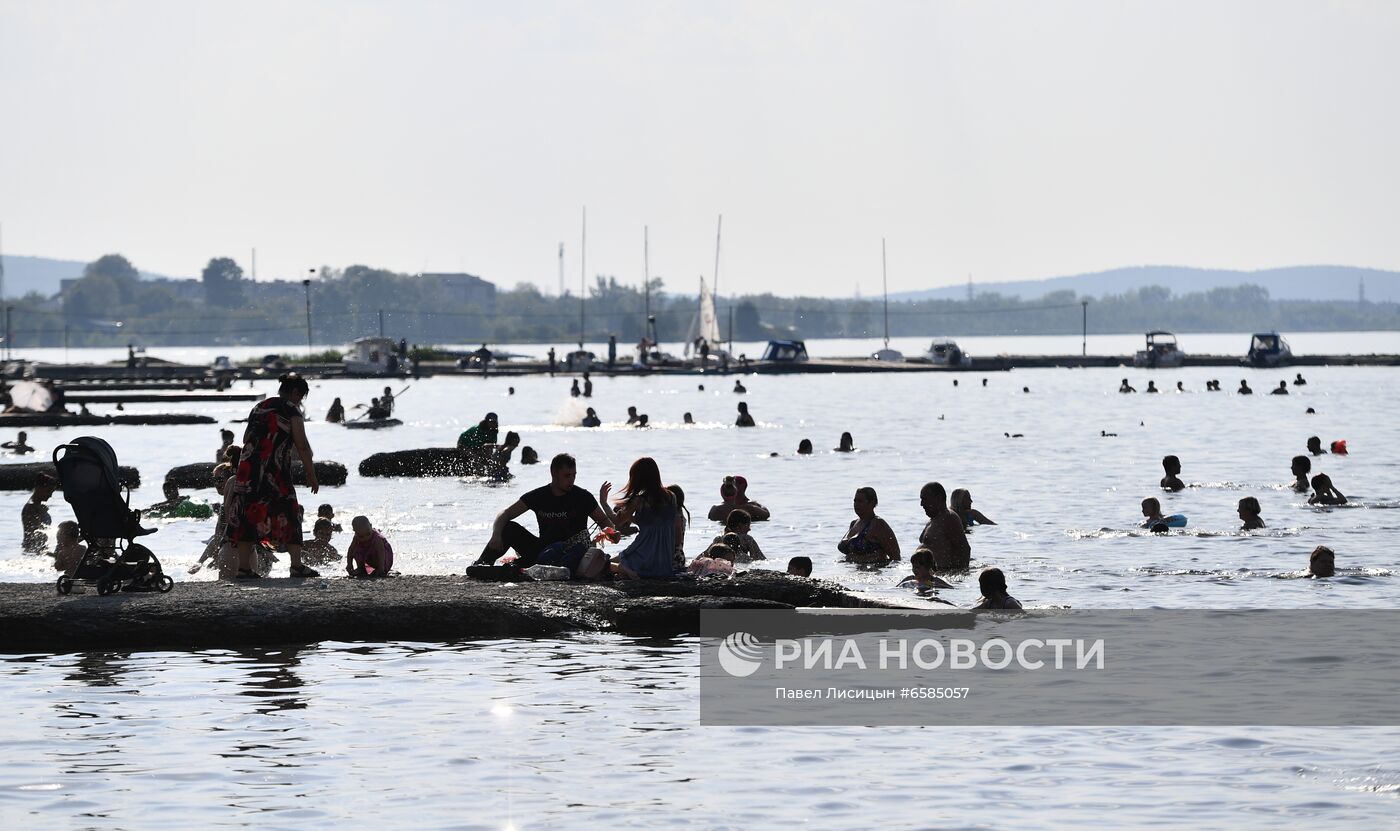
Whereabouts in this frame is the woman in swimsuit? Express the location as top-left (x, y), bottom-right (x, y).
top-left (837, 486), bottom-right (900, 564)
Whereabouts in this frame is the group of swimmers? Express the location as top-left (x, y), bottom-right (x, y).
top-left (1120, 373), bottom-right (1307, 395)
top-left (1139, 443), bottom-right (1348, 576)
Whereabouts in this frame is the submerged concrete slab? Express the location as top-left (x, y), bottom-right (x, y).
top-left (0, 572), bottom-right (898, 652)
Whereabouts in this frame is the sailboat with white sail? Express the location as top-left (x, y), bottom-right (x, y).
top-left (872, 238), bottom-right (904, 361)
top-left (683, 276), bottom-right (724, 362)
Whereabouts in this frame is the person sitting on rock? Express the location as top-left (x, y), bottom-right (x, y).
top-left (688, 541), bottom-right (736, 577)
top-left (472, 453), bottom-right (619, 572)
top-left (346, 515), bottom-right (394, 577)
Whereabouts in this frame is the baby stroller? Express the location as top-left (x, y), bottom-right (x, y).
top-left (53, 436), bottom-right (172, 596)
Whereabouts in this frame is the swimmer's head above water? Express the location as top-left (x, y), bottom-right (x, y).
top-left (797, 439), bottom-right (813, 455)
top-left (1309, 545), bottom-right (1336, 577)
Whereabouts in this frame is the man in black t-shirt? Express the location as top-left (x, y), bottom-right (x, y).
top-left (474, 453), bottom-right (618, 568)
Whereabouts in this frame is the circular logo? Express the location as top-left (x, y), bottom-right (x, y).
top-left (717, 632), bottom-right (764, 677)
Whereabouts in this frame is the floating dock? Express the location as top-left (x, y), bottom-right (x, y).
top-left (8, 352), bottom-right (1400, 386)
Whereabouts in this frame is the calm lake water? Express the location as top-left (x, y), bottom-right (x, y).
top-left (3, 333), bottom-right (1399, 827)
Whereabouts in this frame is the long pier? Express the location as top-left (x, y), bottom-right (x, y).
top-left (8, 352), bottom-right (1400, 386)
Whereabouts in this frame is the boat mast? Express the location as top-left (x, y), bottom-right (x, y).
top-left (579, 207), bottom-right (586, 348)
top-left (643, 225), bottom-right (650, 339)
top-left (712, 214), bottom-right (723, 350)
top-left (882, 237), bottom-right (890, 349)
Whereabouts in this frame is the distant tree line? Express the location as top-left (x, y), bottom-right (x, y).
top-left (2, 254), bottom-right (1396, 350)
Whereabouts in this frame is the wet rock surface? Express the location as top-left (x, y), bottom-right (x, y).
top-left (0, 571), bottom-right (898, 651)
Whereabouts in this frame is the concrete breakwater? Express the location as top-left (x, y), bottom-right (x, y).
top-left (0, 572), bottom-right (899, 651)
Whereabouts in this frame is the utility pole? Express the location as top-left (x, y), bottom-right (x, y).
top-left (4, 305), bottom-right (12, 361)
top-left (558, 242), bottom-right (565, 296)
top-left (1081, 300), bottom-right (1089, 356)
top-left (251, 247), bottom-right (257, 281)
top-left (303, 270), bottom-right (315, 355)
top-left (378, 309), bottom-right (385, 337)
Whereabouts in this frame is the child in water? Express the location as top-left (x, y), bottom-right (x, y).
top-left (898, 548), bottom-right (954, 591)
top-left (1308, 546), bottom-right (1336, 577)
top-left (1290, 456), bottom-right (1312, 492)
top-left (1237, 497), bottom-right (1265, 531)
top-left (787, 556), bottom-right (812, 577)
top-left (317, 503), bottom-right (342, 532)
top-left (972, 567), bottom-right (1023, 610)
top-left (713, 509), bottom-right (765, 561)
top-left (52, 520), bottom-right (86, 576)
top-left (1308, 474), bottom-right (1347, 506)
top-left (1140, 497), bottom-right (1183, 532)
top-left (300, 518), bottom-right (341, 568)
top-left (950, 488), bottom-right (995, 526)
top-left (1160, 455), bottom-right (1185, 492)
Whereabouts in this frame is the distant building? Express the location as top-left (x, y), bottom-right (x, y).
top-left (420, 272), bottom-right (496, 311)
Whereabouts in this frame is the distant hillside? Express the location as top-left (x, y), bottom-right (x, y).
top-left (892, 265), bottom-right (1400, 304)
top-left (0, 254), bottom-right (180, 299)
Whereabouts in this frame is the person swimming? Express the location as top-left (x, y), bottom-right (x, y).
top-left (1308, 545), bottom-right (1335, 577)
top-left (1290, 455), bottom-right (1312, 492)
top-left (1293, 372), bottom-right (1307, 386)
top-left (786, 556), bottom-right (812, 577)
top-left (2, 431), bottom-right (35, 454)
top-left (971, 567), bottom-right (1023, 610)
top-left (1176, 381), bottom-right (1184, 392)
top-left (683, 412), bottom-right (694, 424)
top-left (1238, 496), bottom-right (1265, 531)
top-left (918, 482), bottom-right (970, 570)
top-left (581, 408), bottom-right (601, 428)
top-left (898, 548), bottom-right (954, 592)
top-left (706, 475), bottom-right (770, 522)
top-left (1238, 380), bottom-right (1253, 395)
top-left (1145, 381), bottom-right (1159, 394)
top-left (837, 486), bottom-right (900, 564)
top-left (570, 379), bottom-right (581, 397)
top-left (733, 380), bottom-right (747, 394)
top-left (1306, 436), bottom-right (1326, 456)
top-left (950, 488), bottom-right (995, 526)
top-left (626, 406), bottom-right (640, 425)
top-left (1308, 473), bottom-right (1347, 506)
top-left (1160, 455), bottom-right (1185, 492)
top-left (834, 432), bottom-right (855, 452)
top-left (712, 509), bottom-right (765, 561)
top-left (1140, 497), bottom-right (1183, 532)
top-left (520, 446), bottom-right (540, 465)
top-left (1271, 380), bottom-right (1289, 395)
top-left (635, 414), bottom-right (649, 428)
top-left (735, 402), bottom-right (755, 427)
top-left (797, 439), bottom-right (813, 455)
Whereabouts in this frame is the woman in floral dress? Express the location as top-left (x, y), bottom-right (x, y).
top-left (227, 372), bottom-right (321, 578)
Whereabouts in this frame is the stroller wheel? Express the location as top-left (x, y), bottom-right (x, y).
top-left (156, 575), bottom-right (174, 593)
top-left (57, 576), bottom-right (73, 595)
top-left (96, 577), bottom-right (118, 596)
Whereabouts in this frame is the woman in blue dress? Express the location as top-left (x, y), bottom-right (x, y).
top-left (613, 457), bottom-right (679, 579)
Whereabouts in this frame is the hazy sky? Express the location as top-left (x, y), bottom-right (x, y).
top-left (2, 0), bottom-right (1397, 296)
